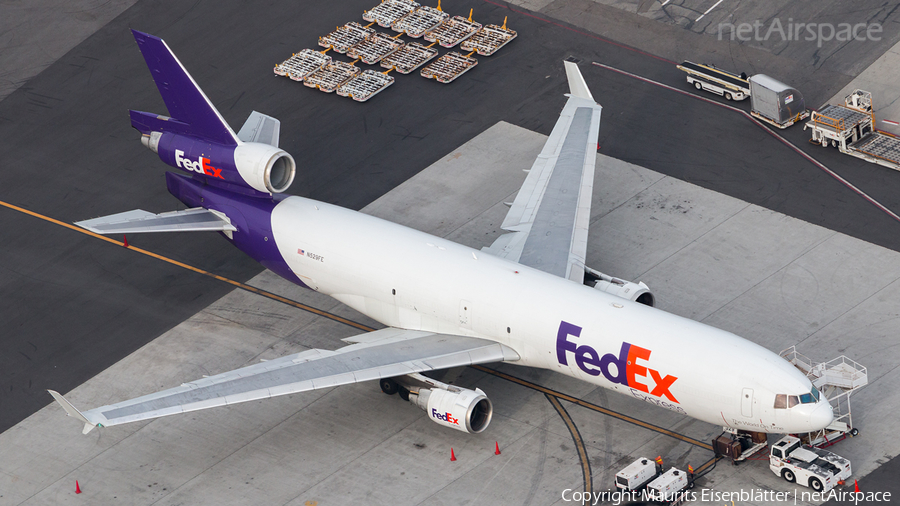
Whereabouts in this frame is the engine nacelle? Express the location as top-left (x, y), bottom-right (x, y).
top-left (233, 142), bottom-right (296, 194)
top-left (409, 386), bottom-right (493, 434)
top-left (143, 131), bottom-right (296, 195)
top-left (584, 266), bottom-right (655, 307)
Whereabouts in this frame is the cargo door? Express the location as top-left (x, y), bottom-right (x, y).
top-left (741, 388), bottom-right (753, 417)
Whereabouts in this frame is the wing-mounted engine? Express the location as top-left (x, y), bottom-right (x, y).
top-left (384, 373), bottom-right (493, 434)
top-left (584, 266), bottom-right (655, 307)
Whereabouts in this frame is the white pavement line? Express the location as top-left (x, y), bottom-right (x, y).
top-left (660, 0), bottom-right (672, 6)
top-left (884, 120), bottom-right (900, 126)
top-left (695, 0), bottom-right (725, 21)
top-left (591, 61), bottom-right (900, 225)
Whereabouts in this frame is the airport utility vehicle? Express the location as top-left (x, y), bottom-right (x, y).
top-left (769, 436), bottom-right (851, 492)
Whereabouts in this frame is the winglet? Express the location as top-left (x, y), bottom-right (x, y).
top-left (130, 29), bottom-right (239, 146)
top-left (563, 61), bottom-right (594, 101)
top-left (48, 390), bottom-right (97, 435)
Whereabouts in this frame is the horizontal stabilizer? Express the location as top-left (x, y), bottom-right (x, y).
top-left (131, 29), bottom-right (239, 145)
top-left (237, 111), bottom-right (281, 147)
top-left (75, 208), bottom-right (237, 234)
top-left (48, 390), bottom-right (97, 434)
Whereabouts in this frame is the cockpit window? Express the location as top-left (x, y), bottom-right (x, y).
top-left (774, 394), bottom-right (786, 409)
top-left (775, 388), bottom-right (821, 409)
top-left (800, 387), bottom-right (820, 404)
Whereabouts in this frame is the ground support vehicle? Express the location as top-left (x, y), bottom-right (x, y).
top-left (769, 436), bottom-right (851, 492)
top-left (677, 61), bottom-right (749, 101)
top-left (615, 457), bottom-right (662, 491)
top-left (781, 346), bottom-right (867, 447)
top-left (805, 90), bottom-right (900, 172)
top-left (645, 467), bottom-right (694, 505)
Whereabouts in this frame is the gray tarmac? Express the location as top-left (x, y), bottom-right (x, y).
top-left (3, 0), bottom-right (900, 504)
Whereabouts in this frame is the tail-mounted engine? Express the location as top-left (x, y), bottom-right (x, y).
top-left (382, 374), bottom-right (493, 434)
top-left (140, 130), bottom-right (295, 195)
top-left (128, 30), bottom-right (295, 197)
top-left (584, 266), bottom-right (655, 307)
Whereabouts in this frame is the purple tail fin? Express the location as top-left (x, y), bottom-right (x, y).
top-left (130, 30), bottom-right (238, 146)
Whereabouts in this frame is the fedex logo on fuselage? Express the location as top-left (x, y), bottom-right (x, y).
top-left (556, 321), bottom-right (679, 403)
top-left (432, 408), bottom-right (459, 425)
top-left (175, 149), bottom-right (224, 179)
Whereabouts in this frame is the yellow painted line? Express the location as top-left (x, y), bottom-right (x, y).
top-left (0, 199), bottom-right (376, 333)
top-left (473, 365), bottom-right (714, 451)
top-left (546, 393), bottom-right (592, 499)
top-left (694, 455), bottom-right (721, 475)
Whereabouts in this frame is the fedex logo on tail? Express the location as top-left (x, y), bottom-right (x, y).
top-left (432, 408), bottom-right (459, 425)
top-left (175, 150), bottom-right (224, 179)
top-left (556, 321), bottom-right (679, 403)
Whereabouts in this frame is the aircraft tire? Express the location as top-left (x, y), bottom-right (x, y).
top-left (380, 378), bottom-right (399, 395)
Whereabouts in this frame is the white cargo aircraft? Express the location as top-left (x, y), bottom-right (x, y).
top-left (50, 31), bottom-right (834, 437)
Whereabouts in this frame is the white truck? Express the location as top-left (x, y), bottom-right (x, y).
top-left (769, 436), bottom-right (851, 492)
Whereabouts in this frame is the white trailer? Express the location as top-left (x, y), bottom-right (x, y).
top-left (645, 467), bottom-right (693, 505)
top-left (805, 90), bottom-right (900, 172)
top-left (615, 457), bottom-right (660, 491)
top-left (769, 436), bottom-right (851, 493)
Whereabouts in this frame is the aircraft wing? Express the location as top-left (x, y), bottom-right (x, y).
top-left (49, 328), bottom-right (519, 434)
top-left (482, 62), bottom-right (602, 284)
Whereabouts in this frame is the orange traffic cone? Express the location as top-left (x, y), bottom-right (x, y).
top-left (494, 441), bottom-right (501, 455)
top-left (123, 235), bottom-right (129, 248)
top-left (450, 448), bottom-right (457, 461)
top-left (855, 480), bottom-right (860, 493)
top-left (75, 480), bottom-right (82, 494)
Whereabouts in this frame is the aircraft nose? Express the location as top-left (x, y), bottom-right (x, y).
top-left (808, 401), bottom-right (834, 430)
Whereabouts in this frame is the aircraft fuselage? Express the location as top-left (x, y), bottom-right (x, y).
top-left (170, 171), bottom-right (834, 434)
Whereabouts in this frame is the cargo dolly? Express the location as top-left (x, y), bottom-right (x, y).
top-left (304, 61), bottom-right (361, 93)
top-left (319, 22), bottom-right (375, 53)
top-left (274, 49), bottom-right (331, 82)
top-left (363, 0), bottom-right (419, 28)
top-left (424, 12), bottom-right (482, 47)
top-left (337, 70), bottom-right (395, 102)
top-left (347, 32), bottom-right (404, 64)
top-left (392, 5), bottom-right (448, 38)
top-left (460, 18), bottom-right (516, 56)
top-left (806, 90), bottom-right (900, 172)
top-left (380, 42), bottom-right (438, 73)
top-left (420, 51), bottom-right (477, 83)
top-left (749, 74), bottom-right (808, 129)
